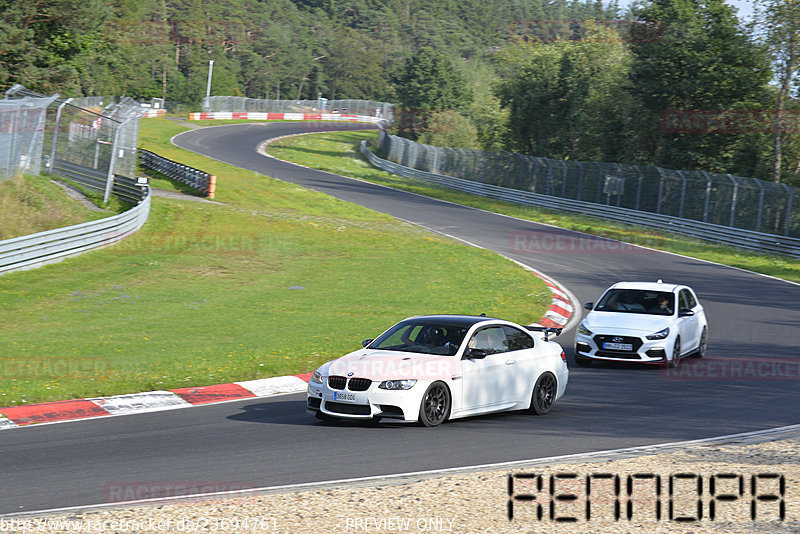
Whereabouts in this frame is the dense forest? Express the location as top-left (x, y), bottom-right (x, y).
top-left (1, 0), bottom-right (798, 185)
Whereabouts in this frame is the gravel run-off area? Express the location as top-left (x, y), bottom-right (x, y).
top-left (4, 427), bottom-right (799, 534)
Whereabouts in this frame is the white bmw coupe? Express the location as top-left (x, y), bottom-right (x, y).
top-left (307, 315), bottom-right (568, 426)
top-left (575, 281), bottom-right (708, 368)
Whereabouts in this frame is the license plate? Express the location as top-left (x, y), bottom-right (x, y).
top-left (333, 391), bottom-right (357, 403)
top-left (603, 342), bottom-right (633, 351)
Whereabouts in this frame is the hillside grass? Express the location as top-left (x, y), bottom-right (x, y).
top-left (0, 118), bottom-right (551, 406)
top-left (266, 130), bottom-right (800, 284)
top-left (0, 174), bottom-right (123, 240)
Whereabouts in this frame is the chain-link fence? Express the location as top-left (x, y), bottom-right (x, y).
top-left (2, 86), bottom-right (146, 202)
top-left (376, 131), bottom-right (800, 239)
top-left (203, 96), bottom-right (393, 121)
top-left (0, 87), bottom-right (58, 179)
top-left (49, 96), bottom-right (145, 181)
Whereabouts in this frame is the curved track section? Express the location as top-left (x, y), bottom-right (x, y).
top-left (1, 122), bottom-right (799, 515)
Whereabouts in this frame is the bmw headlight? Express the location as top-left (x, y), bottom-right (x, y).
top-left (646, 327), bottom-right (670, 340)
top-left (310, 370), bottom-right (323, 384)
top-left (378, 379), bottom-right (417, 390)
top-left (578, 321), bottom-right (593, 336)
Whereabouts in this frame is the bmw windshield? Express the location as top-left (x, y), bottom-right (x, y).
top-left (369, 321), bottom-right (469, 356)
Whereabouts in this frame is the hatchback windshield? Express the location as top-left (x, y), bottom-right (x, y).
top-left (370, 321), bottom-right (469, 355)
top-left (594, 289), bottom-right (675, 315)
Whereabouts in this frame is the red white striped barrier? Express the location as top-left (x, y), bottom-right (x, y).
top-left (188, 112), bottom-right (383, 123)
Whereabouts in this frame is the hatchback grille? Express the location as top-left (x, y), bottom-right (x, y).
top-left (325, 401), bottom-right (371, 415)
top-left (328, 376), bottom-right (346, 390)
top-left (348, 378), bottom-right (372, 391)
top-left (596, 351), bottom-right (641, 359)
top-left (593, 335), bottom-right (643, 353)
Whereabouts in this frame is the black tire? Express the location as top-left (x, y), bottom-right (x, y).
top-left (529, 372), bottom-right (557, 415)
top-left (419, 381), bottom-right (451, 427)
top-left (692, 327), bottom-right (707, 358)
top-left (666, 337), bottom-right (681, 368)
top-left (575, 355), bottom-right (593, 367)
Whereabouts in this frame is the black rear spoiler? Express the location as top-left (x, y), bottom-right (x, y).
top-left (525, 325), bottom-right (563, 341)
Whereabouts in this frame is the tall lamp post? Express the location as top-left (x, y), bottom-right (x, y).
top-left (206, 60), bottom-right (214, 99)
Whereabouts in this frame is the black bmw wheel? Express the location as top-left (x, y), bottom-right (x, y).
top-left (419, 381), bottom-right (451, 427)
top-left (529, 372), bottom-right (557, 415)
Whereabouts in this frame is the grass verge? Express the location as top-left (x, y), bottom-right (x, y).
top-left (0, 118), bottom-right (551, 406)
top-left (0, 174), bottom-right (122, 240)
top-left (266, 130), bottom-right (800, 284)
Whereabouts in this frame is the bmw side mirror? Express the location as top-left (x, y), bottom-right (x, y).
top-left (584, 302), bottom-right (594, 310)
top-left (362, 339), bottom-right (373, 347)
top-left (678, 310), bottom-right (694, 317)
top-left (465, 348), bottom-right (488, 359)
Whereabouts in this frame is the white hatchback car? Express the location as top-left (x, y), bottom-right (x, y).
top-left (575, 281), bottom-right (708, 367)
top-left (307, 315), bottom-right (569, 426)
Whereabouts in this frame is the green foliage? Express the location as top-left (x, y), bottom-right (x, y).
top-left (627, 0), bottom-right (772, 171)
top-left (495, 25), bottom-right (633, 160)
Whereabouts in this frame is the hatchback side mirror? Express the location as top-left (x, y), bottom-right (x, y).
top-left (584, 302), bottom-right (594, 310)
top-left (362, 339), bottom-right (374, 347)
top-left (678, 310), bottom-right (694, 317)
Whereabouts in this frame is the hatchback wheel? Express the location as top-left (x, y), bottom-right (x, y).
top-left (692, 327), bottom-right (707, 358)
top-left (666, 337), bottom-right (681, 368)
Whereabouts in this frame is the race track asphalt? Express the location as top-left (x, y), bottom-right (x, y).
top-left (2, 122), bottom-right (798, 515)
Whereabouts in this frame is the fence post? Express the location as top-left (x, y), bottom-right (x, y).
top-left (754, 179), bottom-right (765, 233)
top-left (783, 184), bottom-right (794, 237)
top-left (47, 98), bottom-right (73, 175)
top-left (727, 174), bottom-right (738, 228)
top-left (104, 116), bottom-right (133, 203)
top-left (635, 168), bottom-right (643, 211)
top-left (702, 171), bottom-right (712, 222)
top-left (677, 170), bottom-right (687, 218)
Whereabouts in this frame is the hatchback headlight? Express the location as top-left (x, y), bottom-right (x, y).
top-left (378, 379), bottom-right (417, 390)
top-left (646, 327), bottom-right (670, 340)
top-left (578, 321), bottom-right (593, 336)
top-left (310, 370), bottom-right (323, 384)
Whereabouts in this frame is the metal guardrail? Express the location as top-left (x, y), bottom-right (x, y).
top-left (360, 141), bottom-right (800, 259)
top-left (138, 149), bottom-right (216, 198)
top-left (0, 188), bottom-right (151, 275)
top-left (51, 159), bottom-right (149, 204)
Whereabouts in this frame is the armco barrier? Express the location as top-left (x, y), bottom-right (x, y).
top-left (0, 188), bottom-right (151, 275)
top-left (360, 141), bottom-right (800, 259)
top-left (138, 149), bottom-right (216, 198)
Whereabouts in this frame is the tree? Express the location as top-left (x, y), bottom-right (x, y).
top-left (627, 0), bottom-right (772, 171)
top-left (494, 24), bottom-right (633, 160)
top-left (393, 47), bottom-right (472, 140)
top-left (757, 0), bottom-right (800, 184)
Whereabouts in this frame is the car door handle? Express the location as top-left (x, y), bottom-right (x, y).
top-left (505, 359), bottom-right (516, 365)
top-left (451, 375), bottom-right (462, 380)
